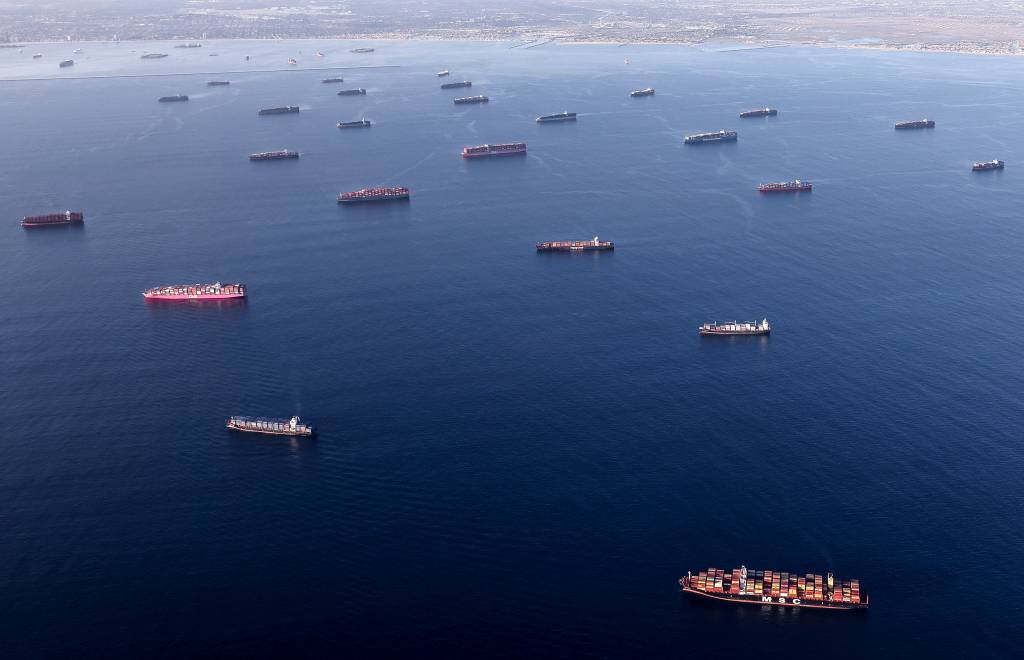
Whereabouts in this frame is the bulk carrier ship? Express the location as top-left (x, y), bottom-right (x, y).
top-left (685, 130), bottom-right (737, 144)
top-left (536, 236), bottom-right (613, 252)
top-left (338, 187), bottom-right (410, 203)
top-left (895, 119), bottom-right (934, 129)
top-left (680, 566), bottom-right (867, 611)
top-left (441, 81), bottom-right (472, 89)
top-left (227, 415), bottom-right (314, 437)
top-left (536, 112), bottom-right (576, 123)
top-left (158, 95), bottom-right (188, 103)
top-left (143, 282), bottom-right (246, 301)
top-left (258, 106), bottom-right (299, 116)
top-left (630, 88), bottom-right (655, 97)
top-left (337, 119), bottom-right (372, 128)
top-left (462, 143), bottom-right (527, 159)
top-left (322, 77), bottom-right (344, 83)
top-left (249, 150), bottom-right (299, 161)
top-left (21, 211), bottom-right (84, 228)
top-left (740, 108), bottom-right (778, 118)
top-left (337, 88), bottom-right (367, 96)
top-left (698, 319), bottom-right (770, 336)
top-left (758, 180), bottom-right (812, 193)
top-left (454, 95), bottom-right (488, 105)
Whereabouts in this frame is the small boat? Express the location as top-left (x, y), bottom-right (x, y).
top-left (437, 69), bottom-right (450, 77)
top-left (287, 58), bottom-right (298, 65)
top-left (32, 53), bottom-right (42, 59)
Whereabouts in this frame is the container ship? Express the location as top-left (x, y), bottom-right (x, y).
top-left (143, 282), bottom-right (246, 301)
top-left (337, 88), bottom-right (367, 96)
top-left (536, 112), bottom-right (576, 123)
top-left (338, 187), bottom-right (410, 203)
top-left (536, 236), bottom-right (613, 252)
top-left (338, 119), bottom-right (372, 128)
top-left (174, 43), bottom-right (202, 49)
top-left (680, 566), bottom-right (867, 611)
top-left (685, 130), bottom-right (738, 144)
top-left (462, 143), bottom-right (527, 159)
top-left (441, 81), bottom-right (472, 89)
top-left (227, 415), bottom-right (314, 437)
top-left (895, 119), bottom-right (934, 130)
top-left (20, 211), bottom-right (84, 228)
top-left (698, 319), bottom-right (770, 336)
top-left (158, 95), bottom-right (189, 103)
top-left (630, 88), bottom-right (655, 97)
top-left (59, 59), bottom-right (74, 68)
top-left (454, 95), bottom-right (489, 105)
top-left (973, 159), bottom-right (1004, 171)
top-left (207, 80), bottom-right (230, 86)
top-left (758, 180), bottom-right (812, 193)
top-left (259, 106), bottom-right (299, 115)
top-left (437, 70), bottom-right (450, 77)
top-left (141, 53), bottom-right (168, 59)
top-left (249, 150), bottom-right (299, 161)
top-left (322, 77), bottom-right (344, 83)
top-left (740, 108), bottom-right (778, 118)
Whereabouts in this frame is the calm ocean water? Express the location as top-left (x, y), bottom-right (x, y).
top-left (2, 40), bottom-right (1024, 658)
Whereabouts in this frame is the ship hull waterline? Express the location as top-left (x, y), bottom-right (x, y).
top-left (681, 586), bottom-right (867, 611)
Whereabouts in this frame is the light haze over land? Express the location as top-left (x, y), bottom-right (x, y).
top-left (1, 0), bottom-right (1022, 55)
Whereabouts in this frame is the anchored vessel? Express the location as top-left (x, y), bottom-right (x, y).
top-left (536, 112), bottom-right (576, 123)
top-left (287, 58), bottom-right (298, 66)
top-left (462, 143), bottom-right (527, 159)
top-left (21, 211), bottom-right (84, 228)
top-left (207, 80), bottom-right (230, 86)
top-left (33, 53), bottom-right (42, 59)
top-left (322, 77), bottom-right (344, 83)
top-left (699, 319), bottom-right (771, 336)
top-left (740, 108), bottom-right (778, 118)
top-left (680, 566), bottom-right (867, 611)
top-left (143, 282), bottom-right (246, 301)
top-left (59, 59), bottom-right (74, 68)
top-left (338, 187), bottom-right (410, 203)
top-left (338, 119), bottom-right (372, 128)
top-left (227, 415), bottom-right (314, 437)
top-left (441, 81), bottom-right (472, 89)
top-left (685, 130), bottom-right (738, 144)
top-left (455, 95), bottom-right (489, 105)
top-left (973, 159), bottom-right (1004, 171)
top-left (258, 106), bottom-right (300, 115)
top-left (158, 95), bottom-right (188, 103)
top-left (337, 88), bottom-right (367, 96)
top-left (249, 150), bottom-right (299, 161)
top-left (631, 88), bottom-right (655, 97)
top-left (536, 236), bottom-right (613, 252)
top-left (437, 70), bottom-right (450, 77)
top-left (895, 119), bottom-right (935, 129)
top-left (351, 47), bottom-right (375, 53)
top-left (174, 43), bottom-right (202, 49)
top-left (141, 53), bottom-right (168, 59)
top-left (758, 180), bottom-right (812, 193)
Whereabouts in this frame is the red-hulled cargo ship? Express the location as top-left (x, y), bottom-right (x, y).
top-left (21, 211), bottom-right (84, 228)
top-left (143, 282), bottom-right (246, 301)
top-left (462, 143), bottom-right (527, 159)
top-left (337, 187), bottom-right (410, 203)
top-left (758, 180), bottom-right (812, 193)
top-left (536, 236), bottom-right (614, 252)
top-left (699, 319), bottom-right (771, 336)
top-left (227, 415), bottom-right (314, 437)
top-left (680, 566), bottom-right (868, 611)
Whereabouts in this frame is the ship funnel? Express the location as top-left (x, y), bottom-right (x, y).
top-left (593, 236), bottom-right (599, 245)
top-left (290, 416), bottom-right (298, 430)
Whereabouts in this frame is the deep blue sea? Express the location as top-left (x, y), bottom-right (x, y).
top-left (2, 39), bottom-right (1024, 658)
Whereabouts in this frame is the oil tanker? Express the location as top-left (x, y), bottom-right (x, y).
top-left (454, 95), bottom-right (489, 105)
top-left (249, 150), bottom-right (299, 161)
top-left (143, 282), bottom-right (246, 301)
top-left (685, 130), bottom-right (737, 144)
top-left (895, 119), bottom-right (934, 129)
top-left (462, 143), bottom-right (527, 159)
top-left (227, 415), bottom-right (314, 437)
top-left (158, 95), bottom-right (188, 103)
top-left (258, 106), bottom-right (299, 116)
top-left (758, 180), bottom-right (812, 193)
top-left (337, 119), bottom-right (372, 128)
top-left (630, 88), bottom-right (655, 97)
top-left (680, 566), bottom-right (867, 611)
top-left (322, 77), bottom-right (344, 83)
top-left (441, 81), bottom-right (472, 89)
top-left (207, 80), bottom-right (230, 86)
top-left (536, 236), bottom-right (613, 252)
top-left (698, 319), bottom-right (770, 336)
top-left (338, 187), bottom-right (410, 203)
top-left (973, 159), bottom-right (1004, 171)
top-left (740, 107), bottom-right (778, 118)
top-left (337, 88), bottom-right (367, 96)
top-left (536, 112), bottom-right (576, 123)
top-left (21, 211), bottom-right (84, 228)
top-left (141, 53), bottom-right (168, 59)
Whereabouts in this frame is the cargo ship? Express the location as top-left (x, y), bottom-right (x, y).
top-left (758, 180), bottom-right (812, 193)
top-left (337, 119), bottom-right (372, 128)
top-left (536, 236), bottom-right (613, 252)
top-left (20, 210), bottom-right (84, 228)
top-left (630, 88), bottom-right (655, 97)
top-left (740, 107), bottom-right (778, 118)
top-left (454, 95), bottom-right (489, 105)
top-left (536, 111), bottom-right (576, 123)
top-left (158, 95), bottom-right (189, 103)
top-left (351, 48), bottom-right (375, 53)
top-left (895, 119), bottom-right (934, 130)
top-left (249, 150), bottom-right (299, 161)
top-left (143, 282), bottom-right (246, 301)
top-left (59, 59), bottom-right (74, 68)
top-left (337, 88), bottom-right (367, 96)
top-left (441, 81), bottom-right (472, 90)
top-left (338, 187), bottom-right (410, 203)
top-left (698, 319), bottom-right (770, 336)
top-left (680, 566), bottom-right (867, 611)
top-left (174, 43), bottom-right (202, 49)
top-left (32, 53), bottom-right (42, 59)
top-left (287, 58), bottom-right (298, 66)
top-left (462, 143), bottom-right (527, 159)
top-left (207, 80), bottom-right (230, 86)
top-left (322, 77), bottom-right (344, 83)
top-left (258, 106), bottom-right (300, 115)
top-left (227, 415), bottom-right (314, 437)
top-left (141, 53), bottom-right (168, 59)
top-left (437, 69), bottom-right (450, 77)
top-left (973, 159), bottom-right (1004, 171)
top-left (685, 130), bottom-right (738, 144)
